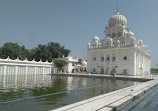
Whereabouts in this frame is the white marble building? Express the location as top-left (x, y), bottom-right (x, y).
top-left (87, 8), bottom-right (151, 76)
top-left (54, 55), bottom-right (79, 73)
top-left (54, 55), bottom-right (87, 73)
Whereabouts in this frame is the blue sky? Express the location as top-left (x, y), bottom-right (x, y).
top-left (0, 0), bottom-right (157, 68)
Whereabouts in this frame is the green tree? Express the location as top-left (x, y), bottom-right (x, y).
top-left (0, 42), bottom-right (21, 59)
top-left (0, 42), bottom-right (70, 61)
top-left (19, 46), bottom-right (30, 60)
top-left (27, 48), bottom-right (36, 61)
top-left (54, 59), bottom-right (68, 73)
top-left (48, 42), bottom-right (70, 58)
top-left (34, 44), bottom-right (52, 62)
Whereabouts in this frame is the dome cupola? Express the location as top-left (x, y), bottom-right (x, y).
top-left (126, 31), bottom-right (134, 37)
top-left (93, 36), bottom-right (99, 43)
top-left (81, 60), bottom-right (87, 67)
top-left (108, 7), bottom-right (127, 27)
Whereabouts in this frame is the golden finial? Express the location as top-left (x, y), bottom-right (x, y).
top-left (75, 54), bottom-right (78, 59)
top-left (8, 56), bottom-right (10, 61)
top-left (17, 57), bottom-right (19, 62)
top-left (116, 6), bottom-right (119, 14)
top-left (33, 58), bottom-right (35, 63)
top-left (25, 58), bottom-right (27, 62)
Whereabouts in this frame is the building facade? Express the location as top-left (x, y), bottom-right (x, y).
top-left (87, 9), bottom-right (151, 76)
top-left (54, 55), bottom-right (87, 73)
top-left (54, 55), bottom-right (79, 73)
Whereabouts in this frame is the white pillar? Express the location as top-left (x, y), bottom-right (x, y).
top-left (3, 66), bottom-right (7, 88)
top-left (0, 66), bottom-right (2, 75)
top-left (34, 67), bottom-right (37, 83)
top-left (14, 66), bottom-right (18, 85)
top-left (25, 67), bottom-right (28, 83)
top-left (43, 67), bottom-right (45, 74)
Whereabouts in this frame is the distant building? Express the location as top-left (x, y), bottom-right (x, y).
top-left (87, 8), bottom-right (151, 76)
top-left (81, 60), bottom-right (87, 73)
top-left (54, 55), bottom-right (87, 73)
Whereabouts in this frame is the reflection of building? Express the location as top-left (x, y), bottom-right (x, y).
top-left (54, 55), bottom-right (87, 73)
top-left (0, 74), bottom-right (54, 91)
top-left (0, 57), bottom-right (53, 76)
top-left (87, 8), bottom-right (151, 76)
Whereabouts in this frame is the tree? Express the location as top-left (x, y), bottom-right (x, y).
top-left (54, 59), bottom-right (68, 73)
top-left (0, 42), bottom-right (21, 59)
top-left (0, 42), bottom-right (71, 61)
top-left (27, 48), bottom-right (36, 61)
top-left (47, 42), bottom-right (70, 58)
top-left (19, 46), bottom-right (30, 60)
top-left (34, 44), bottom-right (52, 62)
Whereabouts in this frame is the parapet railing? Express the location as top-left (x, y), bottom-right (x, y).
top-left (0, 56), bottom-right (53, 65)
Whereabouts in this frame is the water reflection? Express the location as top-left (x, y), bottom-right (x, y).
top-left (0, 74), bottom-right (141, 111)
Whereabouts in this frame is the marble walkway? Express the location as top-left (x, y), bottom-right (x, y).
top-left (51, 74), bottom-right (158, 111)
top-left (120, 84), bottom-right (158, 111)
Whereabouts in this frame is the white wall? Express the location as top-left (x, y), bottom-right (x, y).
top-left (87, 47), bottom-right (150, 76)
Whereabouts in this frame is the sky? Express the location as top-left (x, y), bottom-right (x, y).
top-left (0, 0), bottom-right (157, 68)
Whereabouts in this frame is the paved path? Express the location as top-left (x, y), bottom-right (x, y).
top-left (120, 85), bottom-right (158, 111)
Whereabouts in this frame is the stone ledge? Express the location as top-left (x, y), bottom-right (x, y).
top-left (51, 79), bottom-right (158, 111)
top-left (52, 73), bottom-right (152, 82)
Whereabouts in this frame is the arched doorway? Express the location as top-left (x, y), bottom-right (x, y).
top-left (111, 66), bottom-right (116, 74)
top-left (106, 66), bottom-right (110, 74)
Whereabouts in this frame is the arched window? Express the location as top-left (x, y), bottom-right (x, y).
top-left (112, 33), bottom-right (116, 38)
top-left (106, 54), bottom-right (110, 62)
top-left (106, 66), bottom-right (110, 74)
top-left (111, 66), bottom-right (116, 74)
top-left (112, 54), bottom-right (116, 62)
top-left (123, 69), bottom-right (127, 75)
top-left (101, 68), bottom-right (104, 74)
top-left (117, 32), bottom-right (122, 37)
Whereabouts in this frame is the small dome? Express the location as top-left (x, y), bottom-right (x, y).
top-left (117, 40), bottom-right (120, 43)
top-left (131, 37), bottom-right (136, 43)
top-left (109, 12), bottom-right (127, 27)
top-left (81, 60), bottom-right (87, 67)
top-left (138, 39), bottom-right (143, 45)
top-left (107, 37), bottom-right (113, 41)
top-left (126, 31), bottom-right (134, 37)
top-left (143, 45), bottom-right (148, 50)
top-left (93, 36), bottom-right (99, 42)
top-left (98, 42), bottom-right (101, 47)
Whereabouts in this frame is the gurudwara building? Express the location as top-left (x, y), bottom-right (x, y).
top-left (87, 8), bottom-right (151, 76)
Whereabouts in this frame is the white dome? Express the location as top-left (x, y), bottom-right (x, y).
top-left (117, 40), bottom-right (120, 43)
top-left (93, 36), bottom-right (99, 42)
top-left (98, 42), bottom-right (101, 47)
top-left (143, 45), bottom-right (148, 50)
top-left (126, 31), bottom-right (134, 37)
top-left (109, 13), bottom-right (127, 27)
top-left (107, 37), bottom-right (113, 41)
top-left (81, 60), bottom-right (87, 67)
top-left (138, 39), bottom-right (143, 45)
